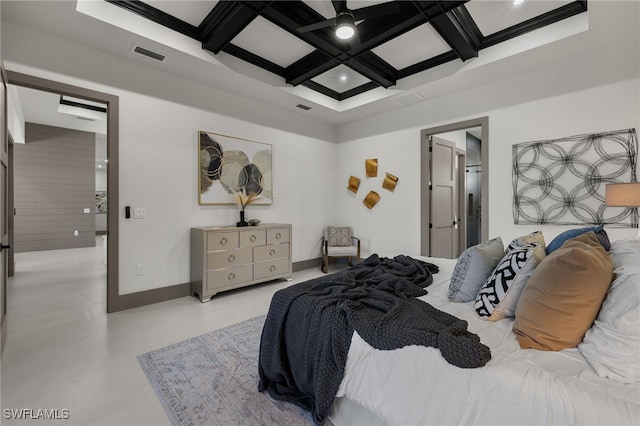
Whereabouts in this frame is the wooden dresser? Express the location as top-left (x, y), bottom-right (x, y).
top-left (190, 224), bottom-right (292, 302)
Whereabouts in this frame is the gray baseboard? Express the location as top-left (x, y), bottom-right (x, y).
top-left (293, 257), bottom-right (322, 272)
top-left (108, 257), bottom-right (323, 312)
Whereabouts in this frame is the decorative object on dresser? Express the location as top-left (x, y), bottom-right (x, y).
top-left (190, 224), bottom-right (292, 302)
top-left (198, 131), bottom-right (273, 205)
top-left (234, 188), bottom-right (261, 227)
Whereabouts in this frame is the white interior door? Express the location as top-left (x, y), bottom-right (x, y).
top-left (430, 136), bottom-right (458, 258)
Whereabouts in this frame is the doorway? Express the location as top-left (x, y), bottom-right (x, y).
top-left (6, 71), bottom-right (120, 313)
top-left (420, 117), bottom-right (489, 258)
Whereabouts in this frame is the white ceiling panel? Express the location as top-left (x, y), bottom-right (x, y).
top-left (145, 1), bottom-right (218, 27)
top-left (372, 23), bottom-right (451, 70)
top-left (311, 65), bottom-right (370, 92)
top-left (232, 16), bottom-right (316, 68)
top-left (466, 0), bottom-right (573, 36)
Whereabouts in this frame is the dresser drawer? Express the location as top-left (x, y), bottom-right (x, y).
top-left (240, 229), bottom-right (266, 247)
top-left (254, 258), bottom-right (291, 280)
top-left (267, 227), bottom-right (290, 245)
top-left (207, 231), bottom-right (239, 250)
top-left (206, 265), bottom-right (253, 291)
top-left (207, 247), bottom-right (252, 270)
top-left (254, 243), bottom-right (289, 263)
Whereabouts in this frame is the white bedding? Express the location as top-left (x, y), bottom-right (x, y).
top-left (333, 257), bottom-right (640, 426)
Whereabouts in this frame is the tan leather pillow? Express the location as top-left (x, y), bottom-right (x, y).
top-left (512, 232), bottom-right (614, 351)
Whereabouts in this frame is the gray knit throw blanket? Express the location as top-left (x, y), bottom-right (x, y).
top-left (258, 254), bottom-right (492, 425)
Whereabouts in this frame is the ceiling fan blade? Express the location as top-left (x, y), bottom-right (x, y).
top-left (331, 0), bottom-right (347, 14)
top-left (297, 17), bottom-right (337, 33)
top-left (352, 1), bottom-right (402, 21)
top-left (348, 30), bottom-right (362, 49)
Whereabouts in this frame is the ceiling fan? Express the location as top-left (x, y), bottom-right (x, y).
top-left (297, 0), bottom-right (401, 40)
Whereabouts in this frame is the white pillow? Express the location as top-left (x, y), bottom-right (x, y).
top-left (448, 237), bottom-right (504, 303)
top-left (579, 239), bottom-right (640, 383)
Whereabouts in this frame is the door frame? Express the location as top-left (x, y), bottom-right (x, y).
top-left (420, 117), bottom-right (489, 257)
top-left (6, 71), bottom-right (121, 313)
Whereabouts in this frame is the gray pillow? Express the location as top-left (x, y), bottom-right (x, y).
top-left (448, 237), bottom-right (504, 302)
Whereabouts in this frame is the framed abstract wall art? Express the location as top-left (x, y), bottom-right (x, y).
top-left (512, 128), bottom-right (637, 226)
top-left (199, 131), bottom-right (273, 205)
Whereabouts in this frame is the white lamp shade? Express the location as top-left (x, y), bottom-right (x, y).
top-left (605, 182), bottom-right (640, 207)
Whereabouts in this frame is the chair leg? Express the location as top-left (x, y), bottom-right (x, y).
top-left (348, 256), bottom-right (353, 266)
top-left (322, 254), bottom-right (328, 273)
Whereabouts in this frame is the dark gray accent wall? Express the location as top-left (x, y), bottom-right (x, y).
top-left (14, 123), bottom-right (96, 252)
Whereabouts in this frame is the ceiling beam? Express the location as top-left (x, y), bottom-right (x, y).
top-left (283, 2), bottom-right (425, 87)
top-left (411, 1), bottom-right (478, 61)
top-left (200, 1), bottom-right (270, 54)
top-left (481, 1), bottom-right (588, 49)
top-left (106, 1), bottom-right (200, 39)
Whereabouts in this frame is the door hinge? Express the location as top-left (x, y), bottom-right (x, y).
top-left (429, 223), bottom-right (433, 229)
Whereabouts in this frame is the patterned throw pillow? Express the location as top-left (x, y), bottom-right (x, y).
top-left (448, 237), bottom-right (505, 303)
top-left (327, 227), bottom-right (352, 247)
top-left (475, 243), bottom-right (546, 321)
top-left (506, 230), bottom-right (545, 252)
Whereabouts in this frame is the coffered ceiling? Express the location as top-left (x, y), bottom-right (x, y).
top-left (106, 0), bottom-right (587, 104)
top-left (6, 1), bottom-right (638, 127)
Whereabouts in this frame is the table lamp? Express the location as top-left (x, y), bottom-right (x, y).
top-left (605, 182), bottom-right (640, 240)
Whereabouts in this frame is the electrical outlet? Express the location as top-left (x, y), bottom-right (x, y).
top-left (134, 208), bottom-right (145, 219)
top-left (136, 264), bottom-right (145, 276)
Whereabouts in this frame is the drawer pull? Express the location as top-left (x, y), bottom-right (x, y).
top-left (270, 249), bottom-right (276, 256)
top-left (276, 232), bottom-right (282, 239)
top-left (228, 254), bottom-right (235, 263)
top-left (220, 237), bottom-right (228, 245)
top-left (270, 265), bottom-right (276, 272)
top-left (228, 272), bottom-right (236, 281)
top-left (250, 235), bottom-right (257, 242)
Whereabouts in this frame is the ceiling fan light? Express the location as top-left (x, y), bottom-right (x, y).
top-left (335, 13), bottom-right (355, 40)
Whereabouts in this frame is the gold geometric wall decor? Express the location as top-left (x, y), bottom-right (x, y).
top-left (362, 191), bottom-right (381, 209)
top-left (347, 176), bottom-right (361, 193)
top-left (365, 158), bottom-right (378, 178)
top-left (382, 173), bottom-right (398, 192)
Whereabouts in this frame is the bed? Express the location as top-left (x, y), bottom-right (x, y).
top-left (258, 232), bottom-right (640, 426)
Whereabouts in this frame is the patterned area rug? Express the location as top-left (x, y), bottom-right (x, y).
top-left (138, 315), bottom-right (323, 426)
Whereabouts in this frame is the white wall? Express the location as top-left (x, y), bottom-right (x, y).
top-left (3, 22), bottom-right (337, 295)
top-left (335, 78), bottom-right (640, 258)
top-left (3, 12), bottom-right (639, 297)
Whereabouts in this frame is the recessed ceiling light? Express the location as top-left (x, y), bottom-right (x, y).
top-left (512, 0), bottom-right (525, 5)
top-left (340, 75), bottom-right (348, 82)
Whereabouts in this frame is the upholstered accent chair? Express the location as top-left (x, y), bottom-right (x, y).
top-left (322, 226), bottom-right (360, 273)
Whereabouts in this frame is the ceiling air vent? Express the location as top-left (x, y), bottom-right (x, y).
top-left (296, 104), bottom-right (312, 111)
top-left (131, 45), bottom-right (166, 62)
top-left (390, 92), bottom-right (424, 106)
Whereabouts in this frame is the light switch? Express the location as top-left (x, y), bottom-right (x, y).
top-left (84, 208), bottom-right (91, 213)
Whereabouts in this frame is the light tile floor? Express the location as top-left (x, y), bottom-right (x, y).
top-left (1, 237), bottom-right (338, 425)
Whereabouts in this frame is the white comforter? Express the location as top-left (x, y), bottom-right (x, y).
top-left (335, 257), bottom-right (640, 426)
